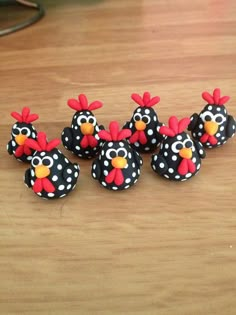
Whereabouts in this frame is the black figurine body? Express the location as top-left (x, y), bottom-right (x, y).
top-left (151, 116), bottom-right (206, 181)
top-left (24, 132), bottom-right (79, 199)
top-left (91, 121), bottom-right (143, 190)
top-left (62, 94), bottom-right (104, 159)
top-left (7, 107), bottom-right (38, 162)
top-left (188, 88), bottom-right (236, 148)
top-left (123, 92), bottom-right (164, 153)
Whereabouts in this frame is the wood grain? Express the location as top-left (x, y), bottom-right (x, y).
top-left (0, 0), bottom-right (236, 314)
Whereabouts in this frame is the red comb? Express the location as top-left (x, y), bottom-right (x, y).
top-left (25, 132), bottom-right (60, 152)
top-left (202, 88), bottom-right (230, 106)
top-left (159, 116), bottom-right (190, 137)
top-left (131, 91), bottom-right (160, 108)
top-left (67, 94), bottom-right (103, 112)
top-left (99, 121), bottom-right (131, 142)
top-left (11, 107), bottom-right (39, 124)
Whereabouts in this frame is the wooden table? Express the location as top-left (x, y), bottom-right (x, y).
top-left (1, 1), bottom-right (236, 314)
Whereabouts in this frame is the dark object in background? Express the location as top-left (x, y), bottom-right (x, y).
top-left (0, 0), bottom-right (45, 36)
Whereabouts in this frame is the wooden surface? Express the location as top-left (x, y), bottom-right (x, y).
top-left (1, 0), bottom-right (236, 314)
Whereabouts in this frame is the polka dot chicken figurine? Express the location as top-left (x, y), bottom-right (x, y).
top-left (188, 88), bottom-right (236, 148)
top-left (123, 92), bottom-right (164, 153)
top-left (62, 94), bottom-right (104, 158)
top-left (151, 116), bottom-right (206, 181)
top-left (7, 107), bottom-right (39, 162)
top-left (24, 132), bottom-right (80, 199)
top-left (91, 121), bottom-right (143, 190)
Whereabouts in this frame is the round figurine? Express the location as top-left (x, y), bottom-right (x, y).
top-left (151, 116), bottom-right (206, 181)
top-left (188, 88), bottom-right (236, 148)
top-left (91, 121), bottom-right (143, 190)
top-left (24, 132), bottom-right (80, 199)
top-left (123, 91), bottom-right (165, 153)
top-left (62, 93), bottom-right (104, 159)
top-left (7, 107), bottom-right (39, 162)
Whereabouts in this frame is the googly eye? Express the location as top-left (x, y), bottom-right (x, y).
top-left (32, 156), bottom-right (42, 167)
top-left (12, 127), bottom-right (21, 137)
top-left (214, 113), bottom-right (225, 125)
top-left (88, 116), bottom-right (96, 126)
top-left (133, 113), bottom-right (142, 122)
top-left (171, 141), bottom-right (183, 153)
top-left (183, 139), bottom-right (193, 148)
top-left (200, 111), bottom-right (214, 122)
top-left (142, 115), bottom-right (151, 124)
top-left (77, 115), bottom-right (87, 125)
top-left (117, 148), bottom-right (127, 158)
top-left (20, 127), bottom-right (31, 137)
top-left (42, 156), bottom-right (54, 168)
top-left (106, 148), bottom-right (117, 160)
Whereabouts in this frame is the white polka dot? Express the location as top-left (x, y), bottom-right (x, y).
top-left (74, 172), bottom-right (78, 177)
top-left (67, 184), bottom-right (72, 190)
top-left (102, 181), bottom-right (107, 186)
top-left (165, 144), bottom-right (169, 149)
top-left (52, 175), bottom-right (58, 181)
top-left (71, 125), bottom-right (74, 128)
top-left (132, 162), bottom-right (135, 168)
top-left (193, 132), bottom-right (196, 137)
top-left (190, 116), bottom-right (193, 121)
top-left (65, 137), bottom-right (68, 141)
top-left (27, 156), bottom-right (32, 161)
top-left (104, 161), bottom-right (109, 167)
top-left (168, 168), bottom-right (174, 173)
top-left (64, 158), bottom-right (69, 163)
top-left (185, 173), bottom-right (192, 178)
top-left (192, 146), bottom-right (195, 152)
top-left (217, 107), bottom-right (221, 112)
top-left (208, 106), bottom-right (212, 110)
top-left (129, 122), bottom-right (133, 128)
top-left (192, 157), bottom-right (196, 163)
top-left (222, 137), bottom-right (225, 140)
top-left (67, 169), bottom-right (72, 174)
top-left (164, 174), bottom-right (169, 178)
top-left (48, 193), bottom-right (54, 197)
top-left (154, 155), bottom-right (158, 161)
top-left (58, 185), bottom-right (65, 191)
top-left (57, 164), bottom-right (62, 170)
top-left (125, 178), bottom-right (131, 184)
top-left (53, 154), bottom-right (58, 159)
top-left (172, 155), bottom-right (177, 161)
top-left (92, 172), bottom-right (96, 178)
top-left (112, 186), bottom-right (118, 190)
top-left (132, 172), bottom-right (136, 177)
top-left (198, 132), bottom-right (202, 136)
top-left (31, 180), bottom-right (34, 186)
top-left (220, 126), bottom-right (224, 131)
top-left (147, 129), bottom-right (153, 136)
top-left (152, 165), bottom-right (156, 170)
top-left (67, 177), bottom-right (72, 183)
top-left (160, 163), bottom-right (165, 168)
top-left (177, 135), bottom-right (182, 140)
top-left (233, 125), bottom-right (235, 130)
top-left (199, 149), bottom-right (204, 155)
top-left (197, 164), bottom-right (201, 170)
top-left (137, 108), bottom-right (141, 113)
top-left (124, 185), bottom-right (130, 189)
top-left (93, 164), bottom-right (96, 170)
top-left (181, 178), bottom-right (187, 181)
top-left (199, 124), bottom-right (203, 129)
top-left (75, 146), bottom-right (80, 150)
top-left (153, 116), bottom-right (157, 122)
top-left (128, 152), bottom-right (132, 159)
top-left (175, 175), bottom-right (180, 179)
top-left (119, 142), bottom-right (124, 147)
top-left (103, 170), bottom-right (108, 176)
top-left (164, 152), bottom-right (168, 157)
top-left (76, 136), bottom-right (80, 140)
top-left (31, 169), bottom-right (35, 176)
top-left (151, 139), bottom-right (157, 144)
top-left (101, 150), bottom-right (105, 155)
top-left (137, 169), bottom-right (140, 175)
top-left (12, 141), bottom-right (16, 147)
top-left (40, 152), bottom-right (46, 157)
top-left (37, 192), bottom-right (42, 196)
top-left (108, 143), bottom-right (113, 147)
top-left (145, 109), bottom-right (150, 114)
top-left (216, 133), bottom-right (220, 137)
top-left (144, 147), bottom-right (150, 151)
top-left (59, 194), bottom-right (66, 198)
top-left (134, 142), bottom-right (140, 147)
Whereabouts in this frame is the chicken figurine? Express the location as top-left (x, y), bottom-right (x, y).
top-left (24, 132), bottom-right (80, 199)
top-left (188, 88), bottom-right (236, 148)
top-left (123, 92), bottom-right (164, 152)
top-left (7, 107), bottom-right (39, 162)
top-left (62, 94), bottom-right (104, 158)
top-left (151, 116), bottom-right (206, 181)
top-left (91, 121), bottom-right (143, 190)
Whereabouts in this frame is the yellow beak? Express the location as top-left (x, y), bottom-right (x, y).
top-left (179, 148), bottom-right (192, 159)
top-left (35, 165), bottom-right (50, 179)
top-left (15, 134), bottom-right (27, 145)
top-left (111, 156), bottom-right (127, 169)
top-left (135, 121), bottom-right (146, 131)
top-left (81, 123), bottom-right (94, 135)
top-left (204, 121), bottom-right (218, 136)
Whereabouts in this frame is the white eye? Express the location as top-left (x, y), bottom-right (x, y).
top-left (133, 113), bottom-right (142, 122)
top-left (142, 115), bottom-right (151, 124)
top-left (117, 148), bottom-right (127, 158)
top-left (171, 141), bottom-right (184, 153)
top-left (77, 115), bottom-right (87, 126)
top-left (32, 156), bottom-right (42, 167)
top-left (106, 148), bottom-right (117, 160)
top-left (20, 127), bottom-right (31, 137)
top-left (12, 127), bottom-right (21, 137)
top-left (87, 116), bottom-right (97, 126)
top-left (183, 138), bottom-right (193, 148)
top-left (214, 113), bottom-right (225, 125)
top-left (42, 156), bottom-right (54, 168)
top-left (200, 111), bottom-right (214, 122)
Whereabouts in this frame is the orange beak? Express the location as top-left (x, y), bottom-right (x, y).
top-left (204, 121), bottom-right (218, 136)
top-left (135, 121), bottom-right (146, 131)
top-left (179, 148), bottom-right (192, 159)
top-left (15, 134), bottom-right (27, 145)
top-left (111, 157), bottom-right (127, 169)
top-left (81, 123), bottom-right (94, 135)
top-left (35, 165), bottom-right (50, 179)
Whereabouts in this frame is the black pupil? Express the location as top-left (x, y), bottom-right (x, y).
top-left (89, 118), bottom-right (94, 124)
top-left (176, 143), bottom-right (183, 150)
top-left (185, 141), bottom-right (192, 148)
top-left (118, 150), bottom-right (125, 157)
top-left (34, 158), bottom-right (40, 166)
top-left (135, 115), bottom-right (140, 121)
top-left (110, 151), bottom-right (116, 158)
top-left (21, 129), bottom-right (27, 135)
top-left (143, 117), bottom-right (149, 123)
top-left (216, 116), bottom-right (222, 123)
top-left (14, 129), bottom-right (20, 135)
top-left (205, 115), bottom-right (211, 121)
top-left (81, 118), bottom-right (86, 124)
top-left (43, 159), bottom-right (51, 166)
